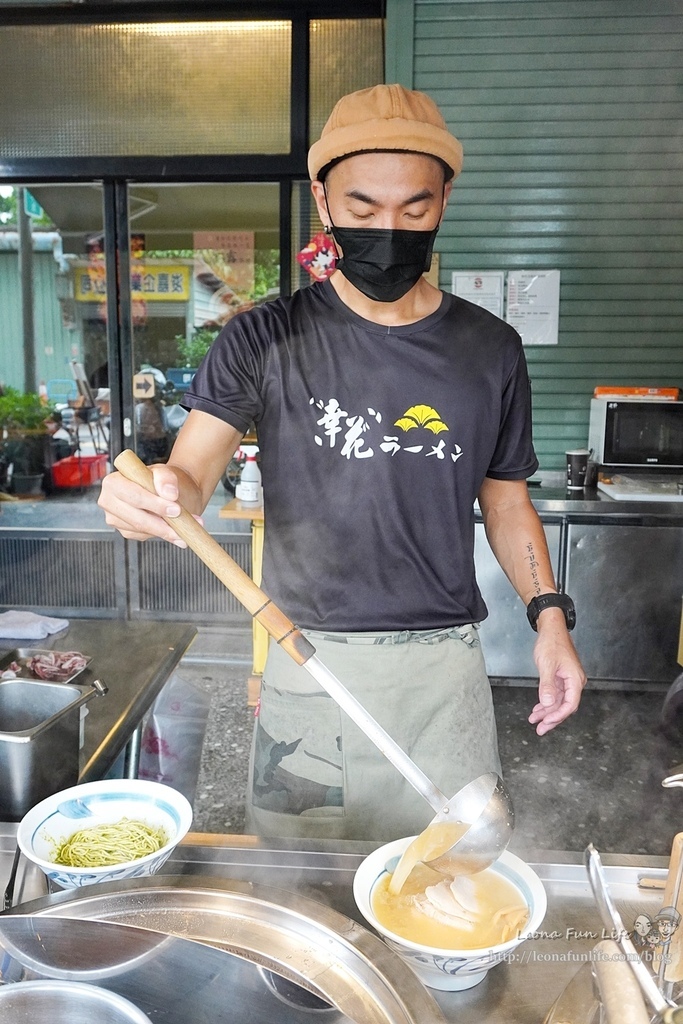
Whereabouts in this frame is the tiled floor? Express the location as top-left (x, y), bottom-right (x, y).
top-left (180, 628), bottom-right (683, 858)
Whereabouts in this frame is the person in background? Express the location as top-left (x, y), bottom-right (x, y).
top-left (99, 85), bottom-right (587, 841)
top-left (46, 410), bottom-right (75, 463)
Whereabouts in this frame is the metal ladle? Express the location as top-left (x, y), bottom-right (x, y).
top-left (114, 450), bottom-right (514, 875)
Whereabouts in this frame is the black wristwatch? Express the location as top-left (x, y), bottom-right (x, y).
top-left (526, 593), bottom-right (576, 632)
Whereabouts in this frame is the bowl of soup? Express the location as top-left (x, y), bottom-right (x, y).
top-left (353, 835), bottom-right (547, 991)
top-left (17, 779), bottom-right (192, 889)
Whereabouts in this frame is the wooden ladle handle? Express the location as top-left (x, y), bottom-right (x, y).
top-left (114, 450), bottom-right (315, 667)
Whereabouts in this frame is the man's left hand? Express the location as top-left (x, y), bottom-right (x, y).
top-left (528, 614), bottom-right (587, 735)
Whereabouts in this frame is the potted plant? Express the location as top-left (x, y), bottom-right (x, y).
top-left (175, 327), bottom-right (218, 368)
top-left (166, 328), bottom-right (219, 393)
top-left (0, 387), bottom-right (54, 495)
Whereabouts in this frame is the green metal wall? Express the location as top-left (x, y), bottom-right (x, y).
top-left (387, 0), bottom-right (683, 469)
top-left (0, 252), bottom-right (23, 390)
top-left (0, 251), bottom-right (79, 393)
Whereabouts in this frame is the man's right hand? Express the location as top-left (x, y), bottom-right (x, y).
top-left (98, 411), bottom-right (245, 546)
top-left (98, 463), bottom-right (195, 547)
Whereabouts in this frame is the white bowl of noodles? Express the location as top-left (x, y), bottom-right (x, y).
top-left (17, 779), bottom-right (192, 889)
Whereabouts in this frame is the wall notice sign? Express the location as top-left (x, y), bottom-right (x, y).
top-left (506, 270), bottom-right (561, 346)
top-left (452, 271), bottom-right (504, 319)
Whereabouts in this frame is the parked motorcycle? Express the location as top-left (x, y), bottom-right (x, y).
top-left (135, 366), bottom-right (188, 465)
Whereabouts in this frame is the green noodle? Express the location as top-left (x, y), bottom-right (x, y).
top-left (54, 818), bottom-right (168, 868)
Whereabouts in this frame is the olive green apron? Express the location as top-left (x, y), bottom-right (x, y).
top-left (245, 624), bottom-right (501, 842)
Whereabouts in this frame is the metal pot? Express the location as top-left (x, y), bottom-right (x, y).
top-left (0, 980), bottom-right (152, 1024)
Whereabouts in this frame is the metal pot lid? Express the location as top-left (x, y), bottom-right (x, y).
top-left (7, 875), bottom-right (446, 1024)
top-left (0, 915), bottom-right (350, 1023)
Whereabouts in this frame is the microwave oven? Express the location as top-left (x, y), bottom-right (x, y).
top-left (588, 397), bottom-right (683, 469)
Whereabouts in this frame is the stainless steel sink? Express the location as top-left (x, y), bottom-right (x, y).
top-left (0, 677), bottom-right (106, 820)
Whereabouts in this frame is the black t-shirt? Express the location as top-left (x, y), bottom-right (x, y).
top-left (183, 279), bottom-right (538, 631)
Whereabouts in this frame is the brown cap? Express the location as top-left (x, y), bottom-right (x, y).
top-left (308, 83), bottom-right (463, 181)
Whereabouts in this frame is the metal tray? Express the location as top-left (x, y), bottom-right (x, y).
top-left (12, 874), bottom-right (446, 1023)
top-left (0, 648), bottom-right (91, 684)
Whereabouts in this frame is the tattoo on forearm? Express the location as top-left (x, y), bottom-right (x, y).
top-left (525, 542), bottom-right (542, 595)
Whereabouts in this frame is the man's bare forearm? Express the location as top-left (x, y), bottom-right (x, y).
top-left (478, 476), bottom-right (586, 732)
top-left (167, 411), bottom-right (244, 513)
top-left (477, 477), bottom-right (558, 606)
top-left (164, 462), bottom-right (209, 515)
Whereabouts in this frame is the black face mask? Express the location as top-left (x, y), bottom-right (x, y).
top-left (329, 224), bottom-right (439, 303)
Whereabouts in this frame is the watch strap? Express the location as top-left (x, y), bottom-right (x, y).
top-left (527, 593), bottom-right (576, 632)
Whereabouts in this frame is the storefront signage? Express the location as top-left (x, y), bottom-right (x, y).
top-left (75, 264), bottom-right (191, 302)
top-left (193, 230), bottom-right (254, 327)
top-left (23, 190), bottom-right (44, 219)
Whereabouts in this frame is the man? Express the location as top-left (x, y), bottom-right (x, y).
top-left (655, 906), bottom-right (681, 945)
top-left (99, 84), bottom-right (586, 841)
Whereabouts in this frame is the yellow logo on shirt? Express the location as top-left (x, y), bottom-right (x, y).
top-left (394, 405), bottom-right (449, 435)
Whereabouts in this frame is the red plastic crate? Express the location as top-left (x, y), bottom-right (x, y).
top-left (52, 454), bottom-right (108, 488)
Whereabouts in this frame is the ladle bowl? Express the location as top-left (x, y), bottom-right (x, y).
top-left (427, 772), bottom-right (515, 876)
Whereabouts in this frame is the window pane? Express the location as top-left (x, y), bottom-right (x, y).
top-left (0, 183), bottom-right (110, 502)
top-left (0, 21), bottom-right (291, 157)
top-left (291, 181), bottom-right (325, 294)
top-left (309, 19), bottom-right (385, 145)
top-left (127, 183), bottom-right (279, 472)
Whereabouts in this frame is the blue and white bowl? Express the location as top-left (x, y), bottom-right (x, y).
top-left (353, 837), bottom-right (547, 991)
top-left (17, 779), bottom-right (192, 890)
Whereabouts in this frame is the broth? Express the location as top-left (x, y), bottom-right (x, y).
top-left (373, 862), bottom-right (528, 949)
top-left (389, 820), bottom-right (469, 896)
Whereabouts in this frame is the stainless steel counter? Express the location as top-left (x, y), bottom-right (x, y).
top-left (167, 836), bottom-right (670, 1024)
top-left (526, 486), bottom-right (683, 523)
top-left (0, 620), bottom-right (197, 786)
top-left (1, 825), bottom-right (670, 1024)
top-left (475, 487), bottom-right (683, 683)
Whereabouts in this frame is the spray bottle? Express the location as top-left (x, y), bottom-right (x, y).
top-left (236, 449), bottom-right (262, 505)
